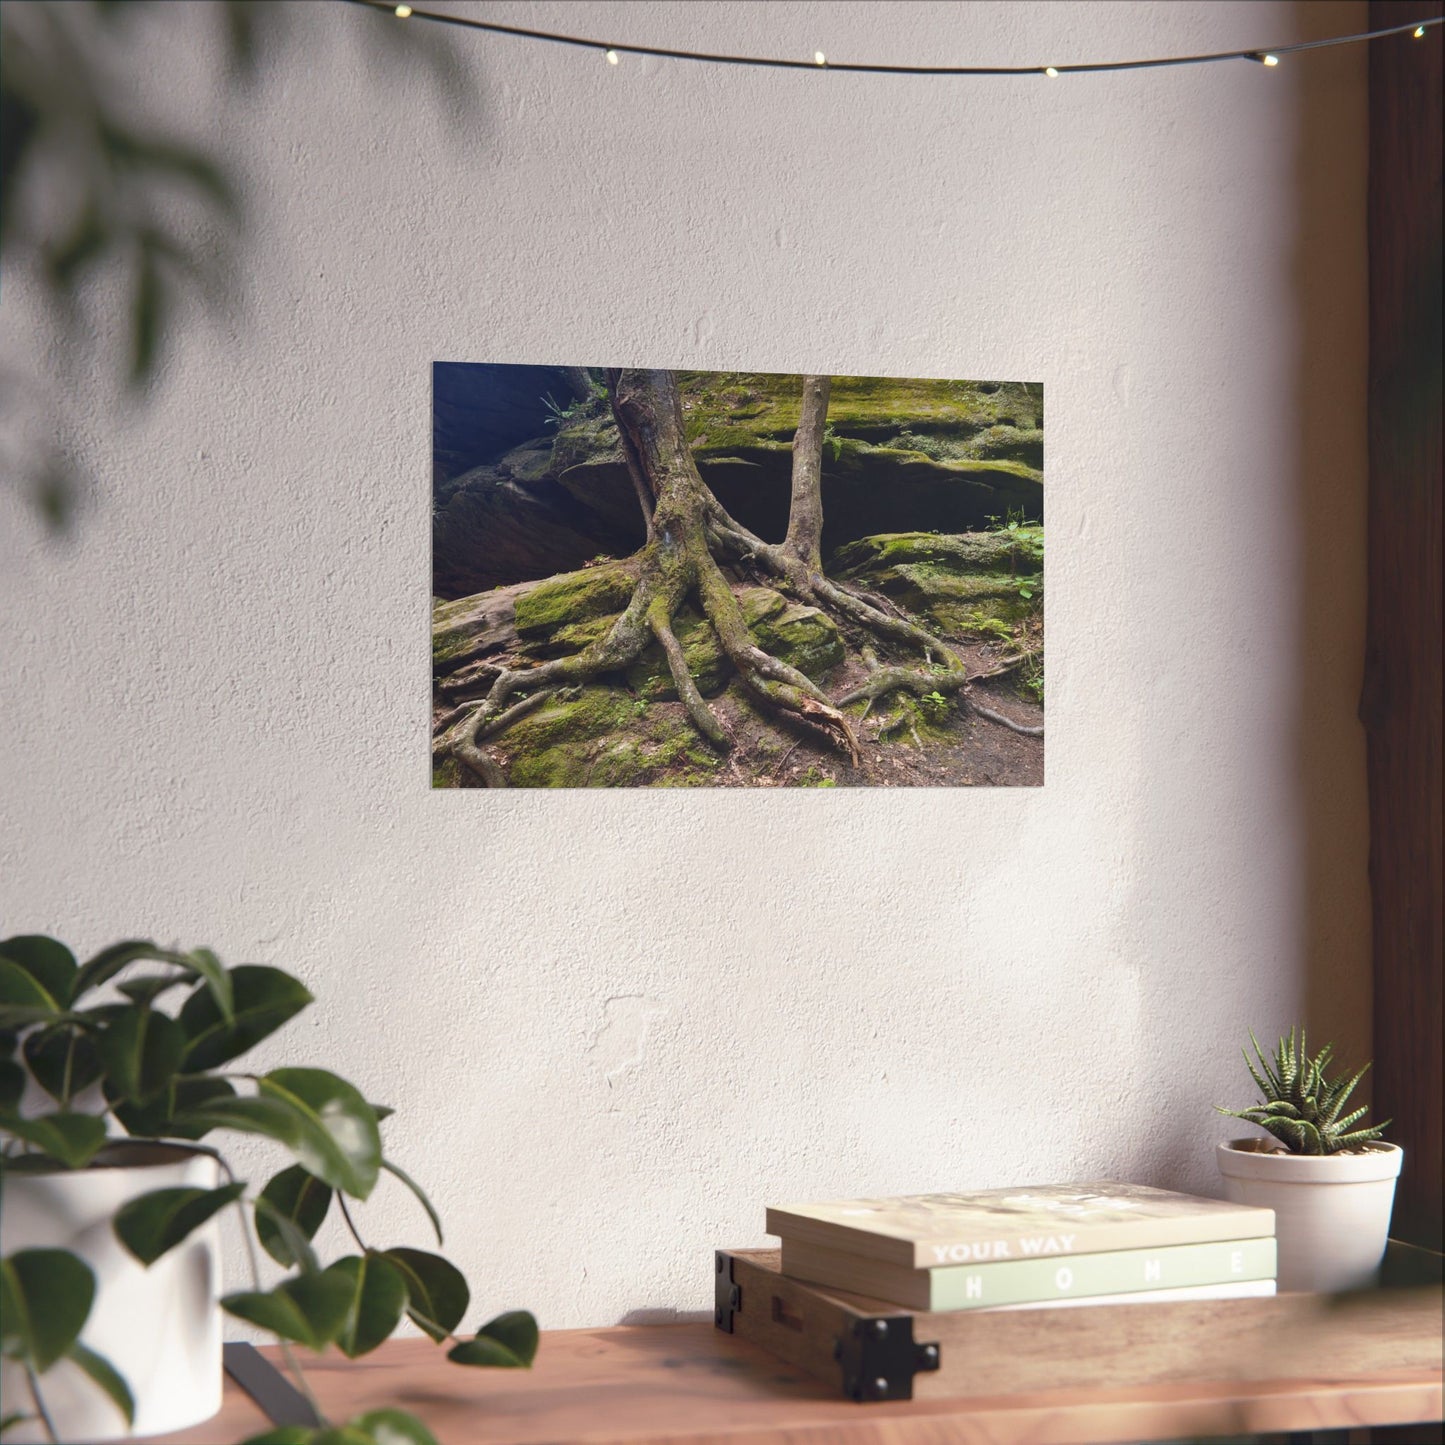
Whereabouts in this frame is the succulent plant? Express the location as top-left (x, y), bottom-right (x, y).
top-left (1217, 1027), bottom-right (1391, 1156)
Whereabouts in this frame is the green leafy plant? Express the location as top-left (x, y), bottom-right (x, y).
top-left (918, 690), bottom-right (950, 721)
top-left (822, 424), bottom-right (843, 462)
top-left (0, 934), bottom-right (537, 1445)
top-left (1216, 1027), bottom-right (1391, 1156)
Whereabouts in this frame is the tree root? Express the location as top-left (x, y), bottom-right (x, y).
top-left (968, 701), bottom-right (1044, 737)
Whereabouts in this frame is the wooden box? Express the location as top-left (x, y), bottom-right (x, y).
top-left (715, 1242), bottom-right (1445, 1404)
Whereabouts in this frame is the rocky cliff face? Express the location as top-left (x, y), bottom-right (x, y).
top-left (432, 370), bottom-right (1043, 599)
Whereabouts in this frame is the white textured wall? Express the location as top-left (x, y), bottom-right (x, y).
top-left (0, 1), bottom-right (1370, 1330)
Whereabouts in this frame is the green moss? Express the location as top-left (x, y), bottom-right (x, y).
top-left (833, 529), bottom-right (1043, 641)
top-left (624, 588), bottom-right (843, 701)
top-left (432, 759), bottom-right (463, 788)
top-left (500, 685), bottom-right (722, 788)
top-left (832, 531), bottom-right (1040, 578)
top-left (512, 562), bottom-right (636, 636)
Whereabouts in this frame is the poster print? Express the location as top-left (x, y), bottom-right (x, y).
top-left (432, 366), bottom-right (1043, 788)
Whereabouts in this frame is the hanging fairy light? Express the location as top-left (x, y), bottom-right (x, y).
top-left (339, 2), bottom-right (1441, 79)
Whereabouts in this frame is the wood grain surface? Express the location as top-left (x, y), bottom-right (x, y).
top-left (149, 1318), bottom-right (1442, 1445)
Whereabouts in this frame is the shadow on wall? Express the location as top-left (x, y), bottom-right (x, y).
top-left (1132, 0), bottom-right (1374, 1197)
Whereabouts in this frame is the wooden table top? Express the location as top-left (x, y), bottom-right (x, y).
top-left (154, 1322), bottom-right (1444, 1445)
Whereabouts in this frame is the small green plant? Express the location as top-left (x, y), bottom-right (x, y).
top-left (918, 690), bottom-right (950, 721)
top-left (822, 424), bottom-right (843, 462)
top-left (539, 392), bottom-right (588, 429)
top-left (1216, 1027), bottom-right (1391, 1156)
top-left (0, 935), bottom-right (538, 1445)
top-left (796, 766), bottom-right (836, 788)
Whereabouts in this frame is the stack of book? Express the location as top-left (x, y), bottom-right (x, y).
top-left (766, 1181), bottom-right (1277, 1312)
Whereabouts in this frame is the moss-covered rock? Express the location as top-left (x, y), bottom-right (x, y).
top-left (512, 560), bottom-right (637, 637)
top-left (498, 686), bottom-right (723, 788)
top-left (435, 370), bottom-right (1044, 598)
top-left (832, 530), bottom-right (1043, 640)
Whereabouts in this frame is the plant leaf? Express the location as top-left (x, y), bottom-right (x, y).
top-left (179, 966), bottom-right (312, 1071)
top-left (0, 938), bottom-right (76, 1007)
top-left (258, 1070), bottom-right (381, 1200)
top-left (174, 1088), bottom-right (375, 1199)
top-left (113, 1182), bottom-right (245, 1266)
top-left (0, 1110), bottom-right (108, 1168)
top-left (382, 1248), bottom-right (468, 1342)
top-left (0, 960), bottom-right (60, 1024)
top-left (222, 1273), bottom-right (353, 1351)
top-left (97, 1007), bottom-right (186, 1102)
top-left (353, 1409), bottom-right (441, 1445)
top-left (0, 1248), bottom-right (95, 1370)
top-left (108, 1075), bottom-right (236, 1140)
top-left (67, 1341), bottom-right (135, 1425)
top-left (253, 1198), bottom-right (321, 1276)
top-left (326, 1254), bottom-right (407, 1359)
top-left (73, 941), bottom-right (183, 999)
top-left (447, 1310), bottom-right (538, 1368)
top-left (256, 1165), bottom-right (332, 1268)
top-left (0, 1060), bottom-right (25, 1111)
top-left (24, 1026), bottom-right (102, 1102)
top-left (380, 1159), bottom-right (442, 1246)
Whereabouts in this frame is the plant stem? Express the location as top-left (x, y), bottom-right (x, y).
top-left (24, 1365), bottom-right (57, 1444)
top-left (60, 1032), bottom-right (76, 1108)
top-left (337, 1194), bottom-right (367, 1252)
top-left (217, 1157), bottom-right (326, 1427)
top-left (335, 1196), bottom-right (462, 1348)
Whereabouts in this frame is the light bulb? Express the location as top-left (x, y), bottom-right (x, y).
top-left (605, 49), bottom-right (619, 64)
top-left (1262, 53), bottom-right (1279, 66)
top-left (1044, 66), bottom-right (1059, 78)
top-left (814, 51), bottom-right (826, 66)
top-left (394, 3), bottom-right (412, 15)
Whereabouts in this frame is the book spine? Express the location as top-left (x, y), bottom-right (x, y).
top-left (930, 1237), bottom-right (1276, 1310)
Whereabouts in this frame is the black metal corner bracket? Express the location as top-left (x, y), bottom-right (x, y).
top-left (714, 1250), bottom-right (742, 1333)
top-left (833, 1313), bottom-right (941, 1402)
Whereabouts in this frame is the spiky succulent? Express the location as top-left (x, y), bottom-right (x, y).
top-left (1216, 1027), bottom-right (1391, 1156)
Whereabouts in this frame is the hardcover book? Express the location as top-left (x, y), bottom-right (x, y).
top-left (766, 1181), bottom-right (1275, 1270)
top-left (986, 1279), bottom-right (1276, 1310)
top-left (779, 1235), bottom-right (1278, 1310)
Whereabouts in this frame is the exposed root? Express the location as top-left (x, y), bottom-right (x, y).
top-left (648, 603), bottom-right (729, 751)
top-left (969, 701), bottom-right (1045, 737)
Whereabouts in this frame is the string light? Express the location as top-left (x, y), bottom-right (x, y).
top-left (340, 3), bottom-right (1443, 78)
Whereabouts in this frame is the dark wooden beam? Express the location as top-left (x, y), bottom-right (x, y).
top-left (1364, 0), bottom-right (1443, 1259)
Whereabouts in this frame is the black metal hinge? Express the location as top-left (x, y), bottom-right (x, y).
top-left (714, 1250), bottom-right (741, 1332)
top-left (833, 1313), bottom-right (941, 1402)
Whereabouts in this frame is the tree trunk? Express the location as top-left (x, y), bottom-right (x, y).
top-left (783, 374), bottom-right (831, 568)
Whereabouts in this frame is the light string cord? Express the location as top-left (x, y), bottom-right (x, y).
top-left (340, 2), bottom-right (1441, 76)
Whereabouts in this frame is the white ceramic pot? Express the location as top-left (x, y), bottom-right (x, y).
top-left (0, 1141), bottom-right (224, 1441)
top-left (1216, 1137), bottom-right (1403, 1293)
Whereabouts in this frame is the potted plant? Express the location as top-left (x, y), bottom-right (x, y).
top-left (1, 934), bottom-right (537, 1445)
top-left (1215, 1026), bottom-right (1402, 1293)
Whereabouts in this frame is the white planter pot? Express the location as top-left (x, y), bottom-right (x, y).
top-left (1216, 1137), bottom-right (1403, 1293)
top-left (0, 1141), bottom-right (224, 1441)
